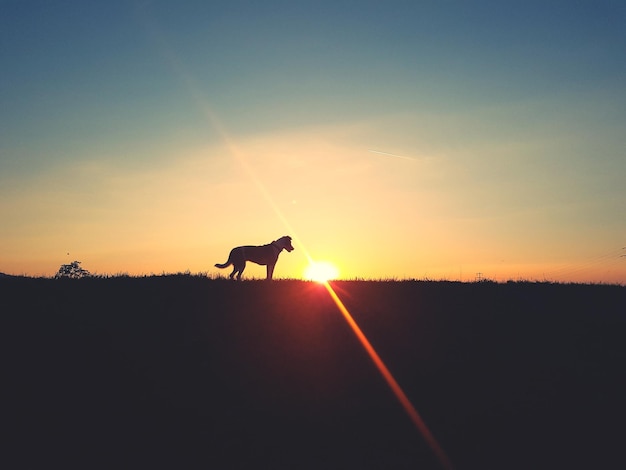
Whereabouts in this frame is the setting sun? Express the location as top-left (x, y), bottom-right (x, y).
top-left (304, 261), bottom-right (340, 283)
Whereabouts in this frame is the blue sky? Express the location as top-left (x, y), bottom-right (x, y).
top-left (1, 0), bottom-right (625, 281)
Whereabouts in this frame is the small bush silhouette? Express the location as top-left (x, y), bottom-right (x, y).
top-left (55, 260), bottom-right (91, 279)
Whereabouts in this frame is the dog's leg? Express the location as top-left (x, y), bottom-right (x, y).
top-left (266, 263), bottom-right (275, 280)
top-left (235, 262), bottom-right (245, 281)
top-left (228, 248), bottom-right (245, 280)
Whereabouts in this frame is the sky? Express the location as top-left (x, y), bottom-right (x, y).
top-left (1, 0), bottom-right (625, 282)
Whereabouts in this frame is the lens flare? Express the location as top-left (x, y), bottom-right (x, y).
top-left (150, 25), bottom-right (452, 467)
top-left (304, 261), bottom-right (339, 283)
top-left (322, 281), bottom-right (454, 470)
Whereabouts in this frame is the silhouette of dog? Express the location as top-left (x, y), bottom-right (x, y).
top-left (215, 236), bottom-right (294, 280)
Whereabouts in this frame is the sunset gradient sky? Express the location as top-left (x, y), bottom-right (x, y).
top-left (2, 1), bottom-right (625, 282)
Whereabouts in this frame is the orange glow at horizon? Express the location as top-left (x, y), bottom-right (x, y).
top-left (304, 261), bottom-right (339, 283)
top-left (322, 281), bottom-right (454, 470)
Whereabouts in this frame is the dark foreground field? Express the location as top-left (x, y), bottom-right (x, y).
top-left (3, 276), bottom-right (625, 469)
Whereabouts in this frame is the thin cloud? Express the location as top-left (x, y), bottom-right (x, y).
top-left (368, 149), bottom-right (417, 161)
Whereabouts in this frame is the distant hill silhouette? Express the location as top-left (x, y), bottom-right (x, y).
top-left (0, 272), bottom-right (20, 278)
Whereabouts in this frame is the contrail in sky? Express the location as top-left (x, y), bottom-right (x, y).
top-left (368, 149), bottom-right (416, 161)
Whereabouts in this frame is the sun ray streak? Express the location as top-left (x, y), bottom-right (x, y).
top-left (225, 142), bottom-right (314, 265)
top-left (146, 26), bottom-right (451, 466)
top-left (323, 281), bottom-right (454, 470)
top-left (143, 17), bottom-right (313, 267)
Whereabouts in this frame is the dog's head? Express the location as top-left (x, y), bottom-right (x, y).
top-left (277, 235), bottom-right (294, 252)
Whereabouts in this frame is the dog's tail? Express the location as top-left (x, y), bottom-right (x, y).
top-left (214, 261), bottom-right (231, 269)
